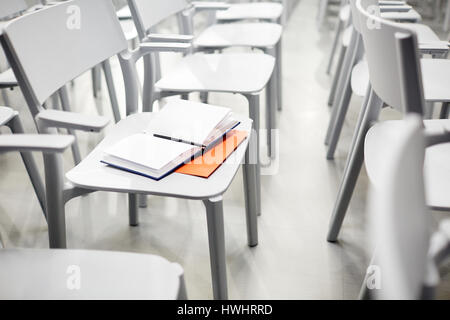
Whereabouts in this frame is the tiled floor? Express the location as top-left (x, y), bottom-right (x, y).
top-left (0, 0), bottom-right (449, 299)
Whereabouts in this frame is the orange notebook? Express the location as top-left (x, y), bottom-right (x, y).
top-left (176, 130), bottom-right (248, 178)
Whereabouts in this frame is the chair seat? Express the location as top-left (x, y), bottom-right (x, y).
top-left (351, 59), bottom-right (450, 102)
top-left (381, 8), bottom-right (421, 22)
top-left (0, 106), bottom-right (17, 126)
top-left (194, 22), bottom-right (282, 49)
top-left (216, 2), bottom-right (283, 21)
top-left (366, 119), bottom-right (450, 211)
top-left (155, 53), bottom-right (275, 94)
top-left (0, 68), bottom-right (18, 88)
top-left (0, 249), bottom-right (182, 300)
top-left (66, 104), bottom-right (252, 199)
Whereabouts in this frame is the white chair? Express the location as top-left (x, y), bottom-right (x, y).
top-left (2, 0), bottom-right (259, 300)
top-left (128, 0), bottom-right (278, 215)
top-left (365, 114), bottom-right (450, 299)
top-left (0, 134), bottom-right (186, 300)
top-left (327, 0), bottom-right (450, 242)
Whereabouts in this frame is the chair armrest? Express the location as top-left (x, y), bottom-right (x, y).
top-left (35, 109), bottom-right (109, 132)
top-left (0, 134), bottom-right (74, 153)
top-left (191, 1), bottom-right (230, 12)
top-left (380, 5), bottom-right (412, 13)
top-left (147, 33), bottom-right (194, 43)
top-left (419, 41), bottom-right (450, 55)
top-left (139, 42), bottom-right (192, 54)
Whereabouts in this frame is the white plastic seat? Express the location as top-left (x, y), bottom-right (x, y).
top-left (215, 2), bottom-right (283, 22)
top-left (381, 8), bottom-right (421, 21)
top-left (0, 249), bottom-right (183, 300)
top-left (155, 53), bottom-right (275, 94)
top-left (67, 110), bottom-right (252, 200)
top-left (194, 23), bottom-right (282, 49)
top-left (342, 25), bottom-right (353, 48)
top-left (365, 119), bottom-right (450, 211)
top-left (350, 60), bottom-right (368, 97)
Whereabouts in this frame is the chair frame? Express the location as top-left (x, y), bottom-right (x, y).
top-left (1, 0), bottom-right (259, 300)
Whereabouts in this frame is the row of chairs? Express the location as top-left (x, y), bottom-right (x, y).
top-left (0, 0), bottom-right (289, 299)
top-left (322, 0), bottom-right (450, 299)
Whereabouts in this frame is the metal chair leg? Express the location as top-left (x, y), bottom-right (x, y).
top-left (276, 37), bottom-right (283, 111)
top-left (128, 193), bottom-right (139, 227)
top-left (266, 72), bottom-right (277, 159)
top-left (328, 45), bottom-right (346, 106)
top-left (203, 196), bottom-right (228, 300)
top-left (325, 30), bottom-right (359, 145)
top-left (102, 59), bottom-right (121, 123)
top-left (44, 152), bottom-right (67, 248)
top-left (91, 65), bottom-right (101, 98)
top-left (243, 139), bottom-right (258, 247)
top-left (246, 93), bottom-right (261, 216)
top-left (327, 20), bottom-right (343, 75)
top-left (327, 91), bottom-right (383, 242)
top-left (440, 102), bottom-right (449, 119)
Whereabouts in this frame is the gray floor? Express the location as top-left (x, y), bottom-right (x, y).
top-left (1, 0), bottom-right (449, 299)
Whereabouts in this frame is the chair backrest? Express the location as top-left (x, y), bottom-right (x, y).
top-left (1, 0), bottom-right (128, 115)
top-left (356, 0), bottom-right (425, 114)
top-left (127, 0), bottom-right (188, 39)
top-left (0, 0), bottom-right (27, 20)
top-left (369, 114), bottom-right (429, 299)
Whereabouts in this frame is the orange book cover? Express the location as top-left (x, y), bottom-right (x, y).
top-left (176, 130), bottom-right (248, 178)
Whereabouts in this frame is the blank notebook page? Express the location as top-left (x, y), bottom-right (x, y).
top-left (104, 134), bottom-right (195, 170)
top-left (147, 101), bottom-right (231, 146)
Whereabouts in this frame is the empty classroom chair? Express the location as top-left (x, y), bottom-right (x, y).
top-left (1, 0), bottom-right (259, 300)
top-left (0, 133), bottom-right (186, 300)
top-left (327, 0), bottom-right (450, 242)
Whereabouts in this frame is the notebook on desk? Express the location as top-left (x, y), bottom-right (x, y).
top-left (101, 101), bottom-right (242, 180)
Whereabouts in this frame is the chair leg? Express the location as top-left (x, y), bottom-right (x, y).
top-left (276, 37), bottom-right (283, 111)
top-left (326, 75), bottom-right (354, 160)
top-left (1, 89), bottom-right (10, 106)
top-left (138, 194), bottom-right (147, 208)
top-left (177, 272), bottom-right (188, 300)
top-left (328, 45), bottom-right (346, 107)
top-left (424, 102), bottom-right (435, 119)
top-left (317, 0), bottom-right (329, 30)
top-left (266, 72), bottom-right (277, 159)
top-left (246, 93), bottom-right (261, 216)
top-left (200, 92), bottom-right (209, 104)
top-left (7, 115), bottom-right (46, 216)
top-left (358, 251), bottom-right (377, 300)
top-left (58, 87), bottom-right (81, 165)
top-left (91, 65), bottom-right (101, 98)
top-left (203, 197), bottom-right (228, 300)
top-left (102, 59), bottom-right (121, 123)
top-left (142, 55), bottom-right (155, 112)
top-left (243, 141), bottom-right (258, 247)
top-left (326, 20), bottom-right (343, 75)
top-left (44, 152), bottom-right (67, 248)
top-left (128, 193), bottom-right (139, 227)
top-left (445, 0), bottom-right (450, 32)
top-left (440, 102), bottom-right (449, 119)
top-left (327, 90), bottom-right (383, 242)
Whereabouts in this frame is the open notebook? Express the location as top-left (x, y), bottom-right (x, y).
top-left (101, 101), bottom-right (240, 180)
